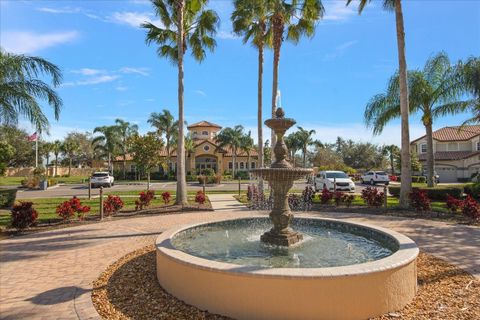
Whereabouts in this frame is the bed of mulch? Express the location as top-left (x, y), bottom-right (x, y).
top-left (92, 246), bottom-right (479, 320)
top-left (0, 203), bottom-right (213, 240)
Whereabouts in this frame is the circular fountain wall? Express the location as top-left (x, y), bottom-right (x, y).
top-left (155, 216), bottom-right (419, 320)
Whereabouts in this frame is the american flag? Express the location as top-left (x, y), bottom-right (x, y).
top-left (27, 132), bottom-right (38, 141)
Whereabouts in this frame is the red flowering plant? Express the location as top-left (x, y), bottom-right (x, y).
top-left (461, 195), bottom-right (479, 221)
top-left (56, 196), bottom-right (90, 221)
top-left (161, 191), bottom-right (172, 205)
top-left (135, 190), bottom-right (155, 210)
top-left (195, 190), bottom-right (206, 207)
top-left (445, 194), bottom-right (462, 214)
top-left (103, 195), bottom-right (124, 216)
top-left (361, 187), bottom-right (384, 207)
top-left (11, 201), bottom-right (38, 229)
top-left (333, 191), bottom-right (345, 206)
top-left (409, 189), bottom-right (431, 212)
top-left (319, 188), bottom-right (333, 205)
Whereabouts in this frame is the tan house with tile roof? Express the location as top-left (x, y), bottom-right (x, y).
top-left (113, 121), bottom-right (259, 176)
top-left (410, 125), bottom-right (480, 182)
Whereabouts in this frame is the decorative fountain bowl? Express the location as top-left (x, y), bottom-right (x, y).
top-left (155, 108), bottom-right (418, 320)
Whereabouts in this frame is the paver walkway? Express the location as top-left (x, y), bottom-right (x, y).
top-left (0, 193), bottom-right (478, 320)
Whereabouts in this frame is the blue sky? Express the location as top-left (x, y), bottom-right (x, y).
top-left (1, 0), bottom-right (479, 146)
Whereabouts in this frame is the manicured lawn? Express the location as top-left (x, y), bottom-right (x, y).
top-left (0, 176), bottom-right (89, 186)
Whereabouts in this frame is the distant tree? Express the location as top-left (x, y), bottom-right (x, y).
top-left (92, 125), bottom-right (120, 173)
top-left (0, 141), bottom-right (14, 174)
top-left (39, 141), bottom-right (54, 173)
top-left (216, 125), bottom-right (245, 178)
top-left (458, 56), bottom-right (480, 126)
top-left (0, 51), bottom-right (63, 132)
top-left (184, 133), bottom-right (196, 160)
top-left (383, 145), bottom-right (400, 175)
top-left (129, 133), bottom-right (165, 190)
top-left (61, 140), bottom-right (79, 176)
top-left (115, 119), bottom-right (139, 179)
top-left (63, 132), bottom-right (95, 167)
top-left (284, 131), bottom-right (301, 167)
top-left (263, 139), bottom-right (271, 165)
top-left (148, 110), bottom-right (178, 173)
top-left (296, 126), bottom-right (316, 168)
top-left (240, 130), bottom-right (255, 170)
top-left (52, 140), bottom-right (62, 176)
top-left (395, 151), bottom-right (422, 173)
top-left (0, 125), bottom-right (35, 167)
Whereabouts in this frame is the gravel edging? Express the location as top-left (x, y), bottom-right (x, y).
top-left (92, 245), bottom-right (479, 320)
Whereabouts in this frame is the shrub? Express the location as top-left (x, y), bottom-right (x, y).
top-left (388, 186), bottom-right (462, 201)
top-left (56, 197), bottom-right (91, 221)
top-left (198, 175), bottom-right (207, 185)
top-left (333, 191), bottom-right (344, 206)
top-left (464, 183), bottom-right (480, 199)
top-left (342, 194), bottom-right (355, 207)
top-left (288, 193), bottom-right (301, 210)
top-left (103, 195), bottom-right (124, 216)
top-left (21, 176), bottom-right (40, 189)
top-left (235, 171), bottom-right (249, 180)
top-left (461, 195), bottom-right (479, 221)
top-left (161, 191), bottom-right (171, 205)
top-left (409, 189), bottom-right (431, 211)
top-left (135, 190), bottom-right (155, 210)
top-left (47, 178), bottom-right (58, 187)
top-left (445, 194), bottom-right (462, 213)
top-left (412, 176), bottom-right (427, 183)
top-left (361, 187), bottom-right (384, 207)
top-left (213, 174), bottom-right (222, 184)
top-left (0, 188), bottom-right (17, 208)
top-left (33, 167), bottom-right (45, 176)
top-left (11, 202), bottom-right (38, 229)
top-left (319, 188), bottom-right (333, 204)
top-left (186, 174), bottom-right (198, 182)
top-left (195, 190), bottom-right (206, 206)
top-left (202, 168), bottom-right (215, 177)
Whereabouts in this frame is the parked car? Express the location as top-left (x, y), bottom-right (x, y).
top-left (90, 172), bottom-right (114, 188)
top-left (361, 171), bottom-right (390, 185)
top-left (421, 170), bottom-right (440, 184)
top-left (314, 171), bottom-right (355, 192)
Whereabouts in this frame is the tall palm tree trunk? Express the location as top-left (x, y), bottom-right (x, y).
top-left (303, 149), bottom-right (307, 168)
top-left (166, 134), bottom-right (171, 174)
top-left (123, 154), bottom-right (127, 180)
top-left (176, 0), bottom-right (188, 205)
top-left (395, 0), bottom-right (412, 208)
top-left (271, 17), bottom-right (283, 161)
top-left (68, 157), bottom-right (72, 176)
top-left (55, 155), bottom-right (58, 177)
top-left (425, 119), bottom-right (435, 187)
top-left (258, 41), bottom-right (264, 191)
top-left (390, 153), bottom-right (395, 175)
top-left (108, 153), bottom-right (111, 173)
top-left (232, 147), bottom-right (236, 179)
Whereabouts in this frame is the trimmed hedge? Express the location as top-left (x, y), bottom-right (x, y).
top-left (395, 175), bottom-right (426, 183)
top-left (389, 185), bottom-right (463, 201)
top-left (0, 188), bottom-right (17, 208)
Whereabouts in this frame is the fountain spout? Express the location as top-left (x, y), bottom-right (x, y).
top-left (251, 108), bottom-right (312, 246)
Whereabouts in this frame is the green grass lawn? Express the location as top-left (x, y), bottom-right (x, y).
top-left (0, 176), bottom-right (89, 186)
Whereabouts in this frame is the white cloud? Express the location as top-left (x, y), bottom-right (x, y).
top-left (108, 11), bottom-right (155, 28)
top-left (130, 0), bottom-right (150, 4)
top-left (217, 30), bottom-right (239, 40)
top-left (194, 90), bottom-right (206, 96)
top-left (323, 40), bottom-right (358, 61)
top-left (323, 1), bottom-right (357, 21)
top-left (37, 7), bottom-right (82, 14)
top-left (72, 68), bottom-right (105, 76)
top-left (1, 31), bottom-right (79, 54)
top-left (119, 67), bottom-right (150, 76)
top-left (116, 86), bottom-right (128, 91)
top-left (63, 75), bottom-right (119, 87)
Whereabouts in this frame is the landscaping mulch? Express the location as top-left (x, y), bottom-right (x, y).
top-left (92, 246), bottom-right (479, 320)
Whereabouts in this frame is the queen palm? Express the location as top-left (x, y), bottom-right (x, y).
top-left (52, 140), bottom-right (62, 177)
top-left (284, 131), bottom-right (301, 167)
top-left (148, 110), bottom-right (178, 173)
top-left (216, 125), bottom-right (245, 179)
top-left (92, 125), bottom-right (120, 173)
top-left (296, 126), bottom-right (316, 168)
top-left (232, 0), bottom-right (272, 187)
top-left (383, 144), bottom-right (400, 175)
top-left (240, 131), bottom-right (255, 170)
top-left (115, 119), bottom-right (139, 180)
top-left (61, 140), bottom-right (79, 176)
top-left (365, 52), bottom-right (469, 187)
top-left (266, 0), bottom-right (324, 150)
top-left (143, 0), bottom-right (218, 205)
top-left (0, 50), bottom-right (63, 132)
top-left (40, 141), bottom-right (54, 176)
top-left (458, 57), bottom-right (480, 126)
top-left (347, 0), bottom-right (411, 207)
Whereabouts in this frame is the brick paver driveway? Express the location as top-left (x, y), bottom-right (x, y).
top-left (0, 194), bottom-right (478, 319)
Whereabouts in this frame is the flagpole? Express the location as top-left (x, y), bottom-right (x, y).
top-left (35, 137), bottom-right (38, 168)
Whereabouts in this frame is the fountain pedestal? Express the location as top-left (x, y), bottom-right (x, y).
top-left (252, 108), bottom-right (312, 246)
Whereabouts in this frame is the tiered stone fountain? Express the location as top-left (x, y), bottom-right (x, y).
top-left (251, 107), bottom-right (312, 246)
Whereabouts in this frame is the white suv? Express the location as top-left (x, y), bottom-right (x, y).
top-left (361, 171), bottom-right (390, 185)
top-left (314, 171), bottom-right (355, 192)
top-left (90, 172), bottom-right (114, 188)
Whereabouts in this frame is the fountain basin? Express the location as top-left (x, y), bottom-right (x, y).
top-left (156, 216), bottom-right (419, 320)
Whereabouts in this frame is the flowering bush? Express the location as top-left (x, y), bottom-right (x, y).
top-left (342, 194), bottom-right (355, 207)
top-left (161, 191), bottom-right (171, 205)
top-left (195, 190), bottom-right (206, 206)
top-left (135, 190), bottom-right (155, 210)
top-left (389, 175), bottom-right (398, 182)
top-left (288, 193), bottom-right (301, 210)
top-left (103, 195), bottom-right (124, 216)
top-left (361, 187), bottom-right (384, 207)
top-left (320, 188), bottom-right (333, 204)
top-left (56, 197), bottom-right (91, 221)
top-left (302, 186), bottom-right (315, 208)
top-left (409, 189), bottom-right (431, 211)
top-left (333, 191), bottom-right (345, 206)
top-left (461, 195), bottom-right (479, 221)
top-left (11, 201), bottom-right (38, 229)
top-left (445, 194), bottom-right (462, 213)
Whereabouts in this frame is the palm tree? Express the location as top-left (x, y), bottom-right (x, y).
top-left (232, 0), bottom-right (273, 188)
top-left (458, 57), bottom-right (480, 126)
top-left (347, 0), bottom-right (411, 207)
top-left (115, 119), bottom-right (139, 180)
top-left (266, 0), bottom-right (324, 150)
top-left (240, 131), bottom-right (255, 170)
top-left (284, 131), bottom-right (301, 167)
top-left (143, 0), bottom-right (219, 205)
top-left (0, 50), bottom-right (63, 132)
top-left (383, 144), bottom-right (400, 175)
top-left (216, 125), bottom-right (245, 178)
top-left (92, 126), bottom-right (119, 173)
top-left (61, 140), bottom-right (79, 176)
top-left (296, 126), bottom-right (316, 168)
top-left (148, 110), bottom-right (178, 173)
top-left (184, 133), bottom-right (196, 158)
top-left (52, 140), bottom-right (62, 177)
top-left (40, 141), bottom-right (54, 176)
top-left (365, 52), bottom-right (470, 187)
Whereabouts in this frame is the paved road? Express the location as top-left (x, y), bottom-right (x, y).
top-left (14, 181), bottom-right (393, 199)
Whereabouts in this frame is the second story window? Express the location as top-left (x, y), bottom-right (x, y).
top-left (477, 141), bottom-right (480, 151)
top-left (421, 144), bottom-right (427, 153)
top-left (202, 131), bottom-right (208, 136)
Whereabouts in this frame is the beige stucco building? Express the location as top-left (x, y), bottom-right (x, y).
top-left (410, 125), bottom-right (480, 182)
top-left (114, 121), bottom-right (258, 175)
